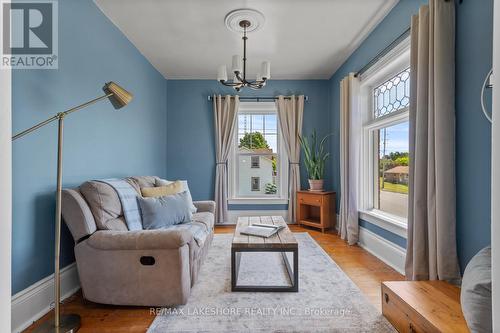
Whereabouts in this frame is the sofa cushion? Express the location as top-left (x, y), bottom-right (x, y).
top-left (80, 181), bottom-right (127, 231)
top-left (105, 217), bottom-right (129, 231)
top-left (126, 176), bottom-right (160, 193)
top-left (85, 229), bottom-right (193, 250)
top-left (138, 191), bottom-right (194, 229)
top-left (157, 179), bottom-right (197, 213)
top-left (141, 181), bottom-right (183, 198)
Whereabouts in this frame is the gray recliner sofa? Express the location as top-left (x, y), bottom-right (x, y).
top-left (61, 176), bottom-right (215, 306)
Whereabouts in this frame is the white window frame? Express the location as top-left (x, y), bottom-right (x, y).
top-left (358, 37), bottom-right (410, 238)
top-left (228, 102), bottom-right (289, 205)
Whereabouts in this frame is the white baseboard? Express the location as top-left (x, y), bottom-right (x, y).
top-left (358, 227), bottom-right (406, 275)
top-left (224, 210), bottom-right (288, 224)
top-left (11, 263), bottom-right (81, 333)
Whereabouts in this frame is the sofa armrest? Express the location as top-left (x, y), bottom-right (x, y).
top-left (193, 200), bottom-right (216, 214)
top-left (85, 229), bottom-right (193, 251)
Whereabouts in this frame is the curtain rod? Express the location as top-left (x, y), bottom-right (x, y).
top-left (354, 0), bottom-right (461, 78)
top-left (207, 96), bottom-right (309, 102)
top-left (354, 27), bottom-right (411, 78)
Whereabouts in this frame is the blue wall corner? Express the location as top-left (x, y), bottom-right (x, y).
top-left (11, 0), bottom-right (167, 294)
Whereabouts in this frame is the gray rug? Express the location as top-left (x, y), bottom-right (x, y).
top-left (148, 233), bottom-right (395, 333)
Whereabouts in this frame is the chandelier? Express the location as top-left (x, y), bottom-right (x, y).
top-left (217, 9), bottom-right (270, 91)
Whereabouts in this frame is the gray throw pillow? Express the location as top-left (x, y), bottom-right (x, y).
top-left (138, 191), bottom-right (193, 230)
top-left (461, 246), bottom-right (492, 333)
top-left (156, 179), bottom-right (197, 213)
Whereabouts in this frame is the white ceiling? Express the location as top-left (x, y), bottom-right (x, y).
top-left (95, 0), bottom-right (399, 80)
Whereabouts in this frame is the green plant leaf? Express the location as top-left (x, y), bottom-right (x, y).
top-left (299, 131), bottom-right (333, 180)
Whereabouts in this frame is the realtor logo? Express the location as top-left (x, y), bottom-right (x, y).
top-left (1, 0), bottom-right (58, 69)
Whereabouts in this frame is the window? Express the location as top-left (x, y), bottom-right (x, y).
top-left (359, 39), bottom-right (410, 233)
top-left (251, 156), bottom-right (260, 168)
top-left (373, 68), bottom-right (410, 119)
top-left (373, 122), bottom-right (409, 218)
top-left (251, 177), bottom-right (260, 191)
top-left (229, 102), bottom-right (288, 203)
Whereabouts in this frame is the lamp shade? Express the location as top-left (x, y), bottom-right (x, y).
top-left (103, 81), bottom-right (133, 109)
top-left (217, 65), bottom-right (228, 82)
top-left (232, 55), bottom-right (242, 73)
top-left (261, 61), bottom-right (270, 79)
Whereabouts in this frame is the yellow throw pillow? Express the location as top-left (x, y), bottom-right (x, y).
top-left (141, 180), bottom-right (183, 198)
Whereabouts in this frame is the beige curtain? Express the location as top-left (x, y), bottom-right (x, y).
top-left (405, 0), bottom-right (460, 281)
top-left (276, 96), bottom-right (304, 223)
top-left (339, 74), bottom-right (361, 245)
top-left (214, 95), bottom-right (239, 223)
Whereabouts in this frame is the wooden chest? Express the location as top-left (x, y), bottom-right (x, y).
top-left (382, 281), bottom-right (469, 333)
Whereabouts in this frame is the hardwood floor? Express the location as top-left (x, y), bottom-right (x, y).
top-left (24, 225), bottom-right (403, 332)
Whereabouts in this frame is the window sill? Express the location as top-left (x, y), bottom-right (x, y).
top-left (358, 209), bottom-right (407, 238)
top-left (228, 198), bottom-right (289, 205)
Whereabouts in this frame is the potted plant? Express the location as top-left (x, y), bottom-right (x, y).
top-left (299, 130), bottom-right (332, 191)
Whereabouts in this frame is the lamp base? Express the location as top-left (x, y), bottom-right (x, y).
top-left (32, 314), bottom-right (81, 333)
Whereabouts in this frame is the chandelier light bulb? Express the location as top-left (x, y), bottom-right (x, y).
top-left (232, 55), bottom-right (242, 73)
top-left (261, 61), bottom-right (271, 79)
top-left (217, 65), bottom-right (228, 82)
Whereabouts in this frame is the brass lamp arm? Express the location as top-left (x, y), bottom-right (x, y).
top-left (12, 93), bottom-right (113, 141)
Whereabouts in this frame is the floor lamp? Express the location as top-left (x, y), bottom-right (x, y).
top-left (12, 82), bottom-right (133, 333)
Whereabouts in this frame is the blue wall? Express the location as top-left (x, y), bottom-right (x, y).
top-left (11, 0), bottom-right (167, 294)
top-left (165, 80), bottom-right (332, 206)
top-left (328, 0), bottom-right (493, 271)
top-left (455, 0), bottom-right (493, 268)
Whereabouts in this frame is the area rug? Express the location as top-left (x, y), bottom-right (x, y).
top-left (148, 233), bottom-right (395, 333)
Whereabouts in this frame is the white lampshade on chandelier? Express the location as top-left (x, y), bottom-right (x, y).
top-left (217, 9), bottom-right (270, 91)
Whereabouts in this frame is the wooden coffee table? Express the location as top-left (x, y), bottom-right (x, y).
top-left (231, 216), bottom-right (298, 292)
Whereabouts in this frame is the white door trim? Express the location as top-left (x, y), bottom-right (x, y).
top-left (491, 0), bottom-right (499, 330)
top-left (0, 67), bottom-right (12, 332)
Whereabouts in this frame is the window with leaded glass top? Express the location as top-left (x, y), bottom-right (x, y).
top-left (373, 67), bottom-right (410, 118)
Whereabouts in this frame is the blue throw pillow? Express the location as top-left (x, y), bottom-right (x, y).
top-left (137, 191), bottom-right (193, 230)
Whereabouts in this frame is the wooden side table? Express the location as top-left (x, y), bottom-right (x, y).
top-left (296, 190), bottom-right (336, 233)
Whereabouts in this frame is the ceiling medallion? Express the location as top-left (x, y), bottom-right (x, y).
top-left (217, 9), bottom-right (270, 91)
